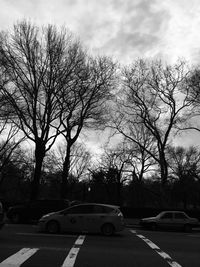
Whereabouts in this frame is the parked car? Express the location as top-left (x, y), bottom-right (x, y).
top-left (0, 201), bottom-right (5, 229)
top-left (7, 199), bottom-right (70, 223)
top-left (38, 203), bottom-right (125, 236)
top-left (140, 211), bottom-right (200, 232)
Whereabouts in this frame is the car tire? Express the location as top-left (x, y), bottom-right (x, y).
top-left (101, 223), bottom-right (115, 236)
top-left (151, 223), bottom-right (157, 231)
top-left (184, 224), bottom-right (192, 232)
top-left (10, 213), bottom-right (20, 224)
top-left (46, 220), bottom-right (60, 234)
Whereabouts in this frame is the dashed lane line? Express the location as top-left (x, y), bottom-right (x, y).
top-left (61, 235), bottom-right (86, 267)
top-left (130, 230), bottom-right (182, 267)
top-left (0, 248), bottom-right (38, 267)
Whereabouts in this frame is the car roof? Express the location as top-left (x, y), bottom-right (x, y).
top-left (69, 203), bottom-right (120, 209)
top-left (160, 211), bottom-right (186, 214)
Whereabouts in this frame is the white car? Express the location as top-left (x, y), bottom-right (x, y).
top-left (38, 203), bottom-right (125, 236)
top-left (140, 211), bottom-right (199, 232)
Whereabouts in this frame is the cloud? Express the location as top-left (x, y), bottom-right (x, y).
top-left (88, 0), bottom-right (171, 63)
top-left (159, 0), bottom-right (200, 63)
top-left (0, 0), bottom-right (200, 65)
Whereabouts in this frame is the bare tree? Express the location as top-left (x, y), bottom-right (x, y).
top-left (0, 75), bottom-right (25, 188)
top-left (0, 125), bottom-right (25, 178)
top-left (98, 143), bottom-right (132, 205)
top-left (113, 60), bottom-right (191, 191)
top-left (178, 67), bottom-right (200, 133)
top-left (57, 56), bottom-right (116, 198)
top-left (167, 145), bottom-right (200, 208)
top-left (168, 145), bottom-right (200, 181)
top-left (0, 21), bottom-right (85, 200)
top-left (44, 141), bottom-right (91, 181)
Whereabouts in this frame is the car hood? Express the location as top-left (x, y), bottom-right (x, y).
top-left (141, 216), bottom-right (157, 221)
top-left (41, 210), bottom-right (61, 219)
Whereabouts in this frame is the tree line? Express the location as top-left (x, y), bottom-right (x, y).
top-left (0, 21), bottom-right (200, 208)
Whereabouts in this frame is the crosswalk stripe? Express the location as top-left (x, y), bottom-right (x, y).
top-left (0, 248), bottom-right (38, 267)
top-left (61, 235), bottom-right (86, 267)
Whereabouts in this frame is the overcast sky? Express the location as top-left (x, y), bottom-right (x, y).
top-left (0, 0), bottom-right (200, 155)
top-left (1, 0), bottom-right (200, 65)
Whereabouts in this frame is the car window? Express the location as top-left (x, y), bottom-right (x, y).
top-left (103, 206), bottom-right (116, 214)
top-left (174, 212), bottom-right (187, 219)
top-left (66, 205), bottom-right (93, 214)
top-left (160, 212), bottom-right (173, 219)
top-left (92, 205), bottom-right (106, 214)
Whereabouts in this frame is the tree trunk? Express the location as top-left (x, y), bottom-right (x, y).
top-left (61, 145), bottom-right (71, 199)
top-left (159, 152), bottom-right (169, 207)
top-left (116, 174), bottom-right (122, 206)
top-left (30, 142), bottom-right (46, 201)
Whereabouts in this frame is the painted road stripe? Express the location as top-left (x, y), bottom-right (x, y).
top-left (0, 248), bottom-right (38, 267)
top-left (61, 235), bottom-right (85, 267)
top-left (74, 235), bottom-right (85, 245)
top-left (130, 230), bottom-right (182, 267)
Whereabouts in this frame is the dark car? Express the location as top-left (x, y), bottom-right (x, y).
top-left (140, 211), bottom-right (199, 232)
top-left (0, 201), bottom-right (5, 229)
top-left (7, 199), bottom-right (70, 223)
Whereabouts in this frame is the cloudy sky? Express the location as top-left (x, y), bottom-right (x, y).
top-left (0, 0), bottom-right (200, 154)
top-left (1, 0), bottom-right (200, 65)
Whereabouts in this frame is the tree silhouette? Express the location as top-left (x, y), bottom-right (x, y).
top-left (0, 21), bottom-right (84, 200)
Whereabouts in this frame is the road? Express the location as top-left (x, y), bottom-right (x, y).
top-left (0, 224), bottom-right (200, 267)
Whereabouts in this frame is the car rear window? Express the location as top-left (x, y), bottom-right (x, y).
top-left (92, 205), bottom-right (111, 214)
top-left (102, 206), bottom-right (116, 214)
top-left (174, 212), bottom-right (187, 219)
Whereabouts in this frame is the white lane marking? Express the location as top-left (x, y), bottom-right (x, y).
top-left (130, 230), bottom-right (182, 267)
top-left (17, 232), bottom-right (76, 238)
top-left (0, 248), bottom-right (38, 267)
top-left (75, 235), bottom-right (85, 245)
top-left (61, 235), bottom-right (85, 267)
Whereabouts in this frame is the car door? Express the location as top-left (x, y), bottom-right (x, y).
top-left (82, 205), bottom-right (105, 232)
top-left (173, 212), bottom-right (188, 229)
top-left (61, 205), bottom-right (90, 232)
top-left (158, 212), bottom-right (173, 229)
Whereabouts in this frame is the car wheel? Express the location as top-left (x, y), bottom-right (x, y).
top-left (151, 223), bottom-right (157, 231)
top-left (10, 213), bottom-right (20, 224)
top-left (46, 220), bottom-right (60, 234)
top-left (101, 223), bottom-right (115, 236)
top-left (184, 224), bottom-right (192, 232)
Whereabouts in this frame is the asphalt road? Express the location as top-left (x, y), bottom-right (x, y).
top-left (0, 224), bottom-right (200, 267)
